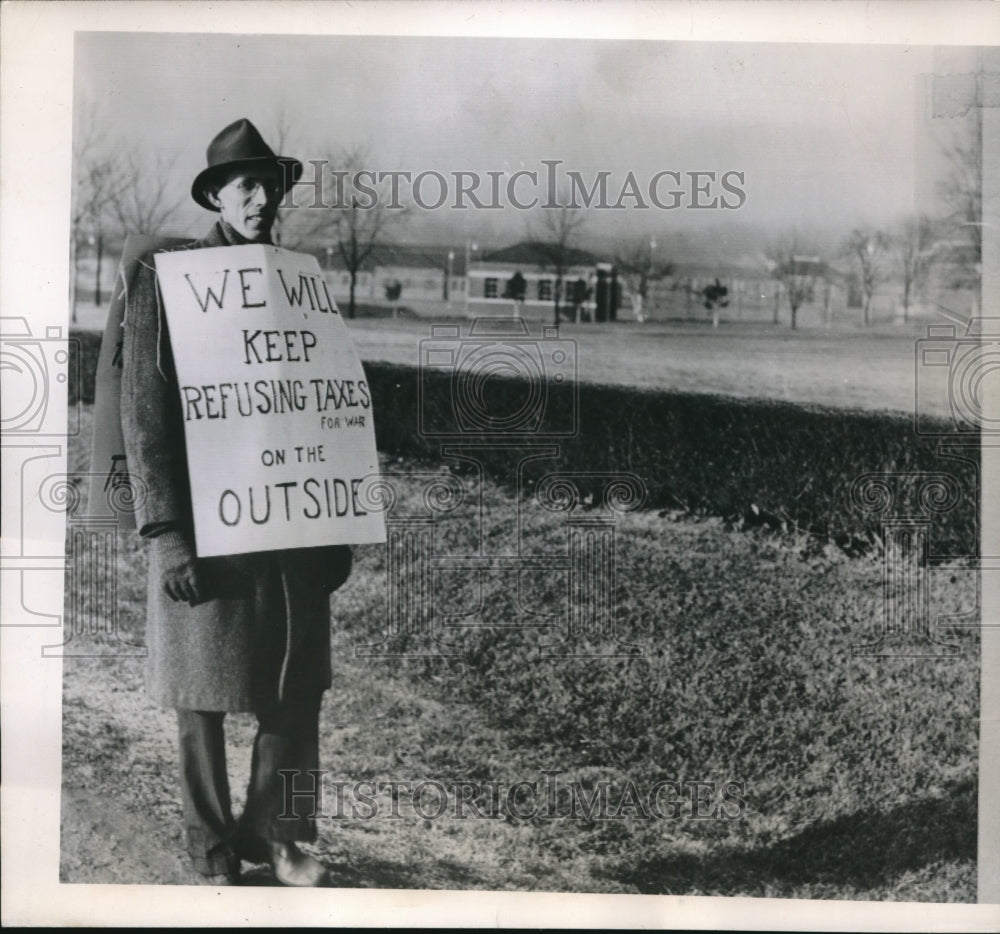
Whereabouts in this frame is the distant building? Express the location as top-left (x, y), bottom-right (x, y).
top-left (313, 243), bottom-right (468, 313)
top-left (467, 240), bottom-right (606, 320)
top-left (308, 239), bottom-right (627, 320)
top-left (639, 258), bottom-right (850, 327)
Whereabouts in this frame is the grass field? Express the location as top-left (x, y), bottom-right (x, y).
top-left (345, 317), bottom-right (947, 419)
top-left (71, 300), bottom-right (950, 420)
top-left (60, 402), bottom-right (980, 899)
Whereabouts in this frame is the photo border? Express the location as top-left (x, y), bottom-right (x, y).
top-left (2, 1), bottom-right (998, 928)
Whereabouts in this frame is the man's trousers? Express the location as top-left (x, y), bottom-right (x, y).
top-left (176, 693), bottom-right (323, 875)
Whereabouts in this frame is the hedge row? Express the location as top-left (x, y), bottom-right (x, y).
top-left (366, 362), bottom-right (979, 555)
top-left (68, 329), bottom-right (978, 553)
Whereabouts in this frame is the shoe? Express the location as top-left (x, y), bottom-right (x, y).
top-left (232, 827), bottom-right (272, 865)
top-left (268, 841), bottom-right (330, 887)
top-left (191, 854), bottom-right (241, 886)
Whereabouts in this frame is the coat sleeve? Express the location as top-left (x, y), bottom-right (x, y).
top-left (120, 253), bottom-right (193, 537)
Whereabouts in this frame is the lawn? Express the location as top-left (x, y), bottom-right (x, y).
top-left (345, 317), bottom-right (944, 419)
top-left (71, 304), bottom-right (948, 420)
top-left (60, 403), bottom-right (980, 899)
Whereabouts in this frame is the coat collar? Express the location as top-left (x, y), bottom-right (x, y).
top-left (193, 220), bottom-right (273, 250)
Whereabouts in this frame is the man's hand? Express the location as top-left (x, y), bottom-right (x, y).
top-left (154, 529), bottom-right (204, 605)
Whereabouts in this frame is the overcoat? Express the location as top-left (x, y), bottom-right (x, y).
top-left (121, 221), bottom-right (349, 712)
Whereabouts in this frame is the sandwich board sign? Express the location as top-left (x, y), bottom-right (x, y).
top-left (88, 234), bottom-right (188, 528)
top-left (153, 244), bottom-right (386, 557)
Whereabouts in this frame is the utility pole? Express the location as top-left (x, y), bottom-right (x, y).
top-left (464, 240), bottom-right (478, 316)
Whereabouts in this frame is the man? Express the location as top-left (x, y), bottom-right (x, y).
top-left (121, 118), bottom-right (351, 886)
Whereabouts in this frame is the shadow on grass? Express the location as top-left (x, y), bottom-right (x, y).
top-left (618, 779), bottom-right (976, 897)
top-left (331, 855), bottom-right (488, 890)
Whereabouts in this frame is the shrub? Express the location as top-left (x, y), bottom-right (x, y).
top-left (365, 362), bottom-right (978, 554)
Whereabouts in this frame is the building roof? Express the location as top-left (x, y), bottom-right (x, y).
top-left (480, 240), bottom-right (601, 269)
top-left (777, 256), bottom-right (844, 282)
top-left (311, 243), bottom-right (472, 275)
top-left (311, 238), bottom-right (613, 275)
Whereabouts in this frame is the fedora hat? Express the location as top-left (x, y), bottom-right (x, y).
top-left (191, 118), bottom-right (303, 211)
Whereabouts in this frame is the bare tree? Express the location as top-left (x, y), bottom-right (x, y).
top-left (503, 271), bottom-right (527, 316)
top-left (766, 235), bottom-right (821, 331)
top-left (615, 238), bottom-right (672, 308)
top-left (844, 227), bottom-right (889, 326)
top-left (336, 165), bottom-right (400, 319)
top-left (109, 147), bottom-right (186, 235)
top-left (267, 98), bottom-right (301, 160)
top-left (281, 146), bottom-right (405, 318)
top-left (265, 99), bottom-right (306, 247)
top-left (384, 278), bottom-right (403, 318)
top-left (71, 107), bottom-right (119, 320)
top-left (937, 120), bottom-right (982, 294)
top-left (890, 215), bottom-right (938, 322)
top-left (939, 125), bottom-right (981, 255)
top-left (533, 198), bottom-right (587, 325)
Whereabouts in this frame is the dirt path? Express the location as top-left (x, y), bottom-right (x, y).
top-left (60, 642), bottom-right (594, 891)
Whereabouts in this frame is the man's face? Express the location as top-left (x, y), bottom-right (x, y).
top-left (207, 167), bottom-right (283, 241)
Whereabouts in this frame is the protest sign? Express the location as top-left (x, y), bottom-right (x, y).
top-left (88, 235), bottom-right (188, 528)
top-left (154, 245), bottom-right (385, 557)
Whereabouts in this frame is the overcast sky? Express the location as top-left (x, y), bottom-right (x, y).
top-left (75, 33), bottom-right (963, 256)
